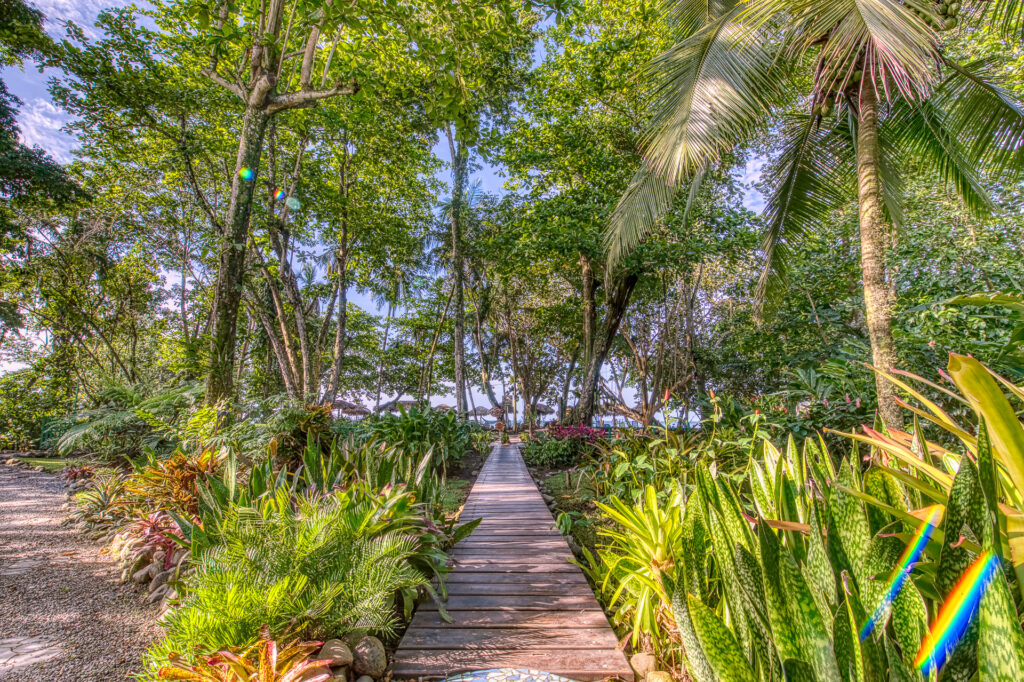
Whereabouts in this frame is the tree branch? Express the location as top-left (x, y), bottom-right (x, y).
top-left (266, 81), bottom-right (357, 114)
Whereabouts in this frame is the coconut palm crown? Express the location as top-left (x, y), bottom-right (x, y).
top-left (606, 0), bottom-right (1024, 425)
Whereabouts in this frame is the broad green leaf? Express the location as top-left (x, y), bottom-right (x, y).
top-left (978, 558), bottom-right (1024, 680)
top-left (947, 354), bottom-right (1024, 494)
top-left (687, 593), bottom-right (758, 682)
top-left (834, 587), bottom-right (864, 682)
top-left (667, 575), bottom-right (718, 682)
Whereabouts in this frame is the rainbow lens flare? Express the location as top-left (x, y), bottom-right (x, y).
top-left (238, 167), bottom-right (254, 181)
top-left (274, 188), bottom-right (286, 201)
top-left (915, 551), bottom-right (1000, 674)
top-left (860, 505), bottom-right (944, 641)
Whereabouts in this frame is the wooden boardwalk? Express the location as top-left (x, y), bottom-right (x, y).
top-left (393, 444), bottom-right (633, 682)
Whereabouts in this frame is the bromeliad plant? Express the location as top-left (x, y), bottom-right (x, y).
top-left (158, 625), bottom-right (330, 682)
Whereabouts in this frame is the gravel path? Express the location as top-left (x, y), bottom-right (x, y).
top-left (0, 463), bottom-right (162, 680)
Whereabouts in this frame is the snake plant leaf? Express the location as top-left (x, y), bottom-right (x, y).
top-left (946, 354), bottom-right (1024, 495)
top-left (937, 457), bottom-right (984, 595)
top-left (978, 555), bottom-right (1024, 680)
top-left (707, 506), bottom-right (753, 653)
top-left (864, 468), bottom-right (906, 535)
top-left (665, 570), bottom-right (717, 682)
top-left (842, 574), bottom-right (888, 681)
top-left (751, 458), bottom-right (776, 519)
top-left (936, 618), bottom-right (978, 682)
top-left (736, 543), bottom-right (783, 682)
top-left (835, 586), bottom-right (865, 682)
top-left (779, 537), bottom-right (841, 682)
top-left (760, 523), bottom-right (803, 664)
top-left (782, 659), bottom-right (817, 682)
top-left (687, 593), bottom-right (758, 682)
top-left (884, 636), bottom-right (921, 682)
top-left (890, 581), bottom-right (928, 676)
top-left (682, 496), bottom-right (710, 599)
top-left (973, 419), bottom-right (1024, 601)
top-left (805, 437), bottom-right (834, 498)
top-left (712, 468), bottom-right (756, 552)
top-left (806, 504), bottom-right (838, 622)
top-left (830, 459), bottom-right (873, 589)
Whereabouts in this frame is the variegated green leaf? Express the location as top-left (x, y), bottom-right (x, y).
top-left (736, 544), bottom-right (783, 682)
top-left (687, 593), bottom-right (758, 682)
top-left (978, 556), bottom-right (1024, 680)
top-left (808, 503), bottom-right (838, 604)
top-left (937, 456), bottom-right (983, 595)
top-left (835, 586), bottom-right (864, 682)
top-left (760, 523), bottom-right (802, 664)
top-left (782, 659), bottom-right (816, 682)
top-left (830, 459), bottom-right (872, 589)
top-left (667, 572), bottom-right (716, 682)
top-left (779, 538), bottom-right (841, 682)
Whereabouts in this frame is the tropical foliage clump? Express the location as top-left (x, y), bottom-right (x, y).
top-left (580, 356), bottom-right (1024, 681)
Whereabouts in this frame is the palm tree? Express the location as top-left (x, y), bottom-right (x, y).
top-left (606, 0), bottom-right (1024, 427)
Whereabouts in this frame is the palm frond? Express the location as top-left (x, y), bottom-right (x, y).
top-left (757, 113), bottom-right (853, 305)
top-left (604, 165), bottom-right (681, 266)
top-left (641, 5), bottom-right (787, 185)
top-left (753, 0), bottom-right (941, 101)
top-left (985, 0), bottom-right (1024, 41)
top-left (935, 59), bottom-right (1024, 176)
top-left (887, 96), bottom-right (994, 216)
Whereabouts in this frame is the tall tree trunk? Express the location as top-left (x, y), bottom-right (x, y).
top-left (447, 127), bottom-right (469, 418)
top-left (206, 98), bottom-right (271, 404)
top-left (558, 349), bottom-right (578, 421)
top-left (374, 302), bottom-right (395, 410)
top-left (856, 83), bottom-right (901, 429)
top-left (577, 273), bottom-right (638, 425)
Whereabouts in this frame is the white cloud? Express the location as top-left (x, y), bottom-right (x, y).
top-left (30, 0), bottom-right (131, 40)
top-left (17, 97), bottom-right (76, 162)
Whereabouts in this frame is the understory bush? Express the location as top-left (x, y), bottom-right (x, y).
top-left (522, 425), bottom-right (603, 468)
top-left (356, 407), bottom-right (473, 472)
top-left (142, 485), bottom-right (446, 677)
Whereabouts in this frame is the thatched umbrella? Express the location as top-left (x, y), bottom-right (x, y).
top-left (435, 403), bottom-right (453, 413)
top-left (342, 405), bottom-right (370, 417)
top-left (332, 398), bottom-right (360, 411)
top-left (534, 403), bottom-right (554, 416)
top-left (472, 406), bottom-right (491, 416)
top-left (488, 406), bottom-right (504, 419)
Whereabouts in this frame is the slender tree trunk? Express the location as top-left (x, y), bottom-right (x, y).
top-left (558, 349), bottom-right (578, 421)
top-left (577, 273), bottom-right (638, 425)
top-left (206, 99), bottom-right (271, 404)
top-left (447, 127), bottom-right (469, 418)
top-left (374, 302), bottom-right (394, 410)
top-left (856, 84), bottom-right (902, 429)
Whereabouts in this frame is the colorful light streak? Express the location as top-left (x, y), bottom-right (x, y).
top-left (915, 551), bottom-right (1000, 674)
top-left (238, 167), bottom-right (254, 181)
top-left (274, 188), bottom-right (286, 200)
top-left (860, 505), bottom-right (944, 641)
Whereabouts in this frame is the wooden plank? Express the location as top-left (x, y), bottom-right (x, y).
top-left (445, 582), bottom-right (593, 596)
top-left (446, 572), bottom-right (589, 585)
top-left (409, 609), bottom-right (613, 629)
top-left (450, 561), bottom-right (578, 573)
top-left (421, 595), bottom-right (600, 611)
top-left (392, 649), bottom-right (632, 681)
top-left (399, 627), bottom-right (620, 649)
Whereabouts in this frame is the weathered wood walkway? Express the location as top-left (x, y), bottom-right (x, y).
top-left (393, 444), bottom-right (633, 682)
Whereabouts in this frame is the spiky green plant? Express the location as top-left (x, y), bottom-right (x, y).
top-left (141, 486), bottom-right (430, 678)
